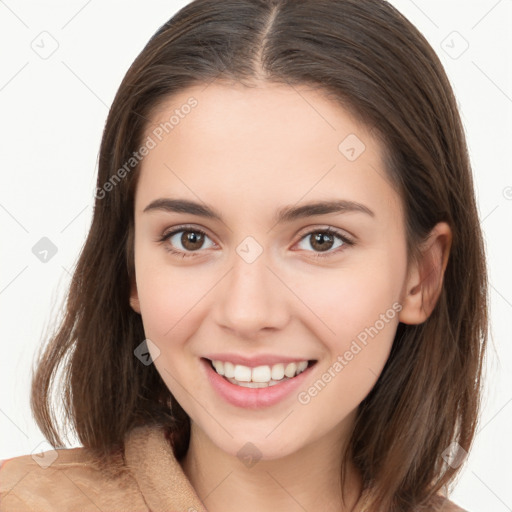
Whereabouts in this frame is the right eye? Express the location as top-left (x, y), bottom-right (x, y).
top-left (159, 226), bottom-right (216, 257)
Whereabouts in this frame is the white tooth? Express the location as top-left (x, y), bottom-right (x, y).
top-left (212, 360), bottom-right (225, 376)
top-left (227, 376), bottom-right (291, 388)
top-left (234, 364), bottom-right (252, 382)
top-left (269, 377), bottom-right (290, 386)
top-left (271, 363), bottom-right (285, 380)
top-left (284, 363), bottom-right (298, 378)
top-left (296, 361), bottom-right (308, 374)
top-left (235, 380), bottom-right (269, 388)
top-left (252, 365), bottom-right (271, 383)
top-left (224, 361), bottom-right (235, 378)
top-left (214, 360), bottom-right (309, 381)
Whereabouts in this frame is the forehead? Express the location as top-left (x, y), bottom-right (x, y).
top-left (135, 81), bottom-right (400, 221)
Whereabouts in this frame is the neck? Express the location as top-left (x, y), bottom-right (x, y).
top-left (179, 417), bottom-right (364, 512)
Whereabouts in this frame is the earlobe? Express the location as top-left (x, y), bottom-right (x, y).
top-left (130, 281), bottom-right (141, 314)
top-left (130, 296), bottom-right (141, 314)
top-left (398, 222), bottom-right (452, 325)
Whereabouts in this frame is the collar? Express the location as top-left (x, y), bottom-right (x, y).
top-left (123, 424), bottom-right (207, 512)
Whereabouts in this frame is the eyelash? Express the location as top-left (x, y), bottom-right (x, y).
top-left (157, 225), bottom-right (355, 259)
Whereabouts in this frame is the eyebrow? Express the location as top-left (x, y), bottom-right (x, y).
top-left (143, 197), bottom-right (375, 223)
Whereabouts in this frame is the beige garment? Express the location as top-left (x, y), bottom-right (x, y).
top-left (0, 424), bottom-right (206, 512)
top-left (0, 424), bottom-right (467, 512)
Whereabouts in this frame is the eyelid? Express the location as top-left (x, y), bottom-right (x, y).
top-left (156, 224), bottom-right (218, 259)
top-left (291, 226), bottom-right (355, 259)
top-left (295, 225), bottom-right (355, 245)
top-left (160, 224), bottom-right (216, 243)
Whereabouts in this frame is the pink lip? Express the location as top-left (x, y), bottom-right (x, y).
top-left (203, 353), bottom-right (314, 367)
top-left (201, 358), bottom-right (316, 409)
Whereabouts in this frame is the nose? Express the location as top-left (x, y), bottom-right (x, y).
top-left (212, 249), bottom-right (290, 338)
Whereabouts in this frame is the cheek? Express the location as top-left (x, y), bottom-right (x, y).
top-left (293, 269), bottom-right (402, 416)
top-left (135, 262), bottom-right (210, 391)
top-left (297, 257), bottom-right (403, 332)
top-left (135, 253), bottom-right (211, 342)
top-left (289, 249), bottom-right (405, 375)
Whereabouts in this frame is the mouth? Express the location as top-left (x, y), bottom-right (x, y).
top-left (203, 357), bottom-right (318, 388)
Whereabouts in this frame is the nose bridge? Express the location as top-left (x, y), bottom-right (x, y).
top-left (213, 241), bottom-right (289, 335)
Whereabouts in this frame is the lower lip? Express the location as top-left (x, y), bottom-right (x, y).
top-left (201, 358), bottom-right (315, 409)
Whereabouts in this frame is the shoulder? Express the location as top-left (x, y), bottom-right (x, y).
top-left (431, 493), bottom-right (468, 512)
top-left (440, 501), bottom-right (466, 511)
top-left (0, 446), bottom-right (146, 511)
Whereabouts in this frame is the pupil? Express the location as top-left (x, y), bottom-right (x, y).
top-left (182, 231), bottom-right (204, 250)
top-left (312, 233), bottom-right (333, 252)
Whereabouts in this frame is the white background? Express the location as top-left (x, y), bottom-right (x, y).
top-left (0, 1), bottom-right (511, 511)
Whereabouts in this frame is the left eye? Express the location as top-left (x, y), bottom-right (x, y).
top-left (296, 229), bottom-right (351, 254)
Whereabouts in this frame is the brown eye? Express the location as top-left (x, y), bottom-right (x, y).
top-left (160, 227), bottom-right (215, 256)
top-left (309, 232), bottom-right (335, 252)
top-left (180, 230), bottom-right (205, 251)
top-left (295, 228), bottom-right (353, 257)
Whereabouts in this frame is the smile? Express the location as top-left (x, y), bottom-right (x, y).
top-left (209, 359), bottom-right (312, 388)
top-left (201, 356), bottom-right (318, 408)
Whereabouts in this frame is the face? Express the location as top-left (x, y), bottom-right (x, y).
top-left (130, 81), bottom-right (410, 460)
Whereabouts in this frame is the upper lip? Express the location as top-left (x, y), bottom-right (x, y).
top-left (203, 353), bottom-right (316, 368)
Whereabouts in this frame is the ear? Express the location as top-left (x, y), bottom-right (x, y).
top-left (130, 277), bottom-right (141, 314)
top-left (399, 222), bottom-right (452, 325)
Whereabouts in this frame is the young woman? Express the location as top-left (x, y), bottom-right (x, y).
top-left (0, 1), bottom-right (486, 511)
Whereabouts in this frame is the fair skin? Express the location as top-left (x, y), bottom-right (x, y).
top-left (129, 81), bottom-right (452, 512)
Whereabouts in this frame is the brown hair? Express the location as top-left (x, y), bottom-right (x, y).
top-left (31, 0), bottom-right (488, 510)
